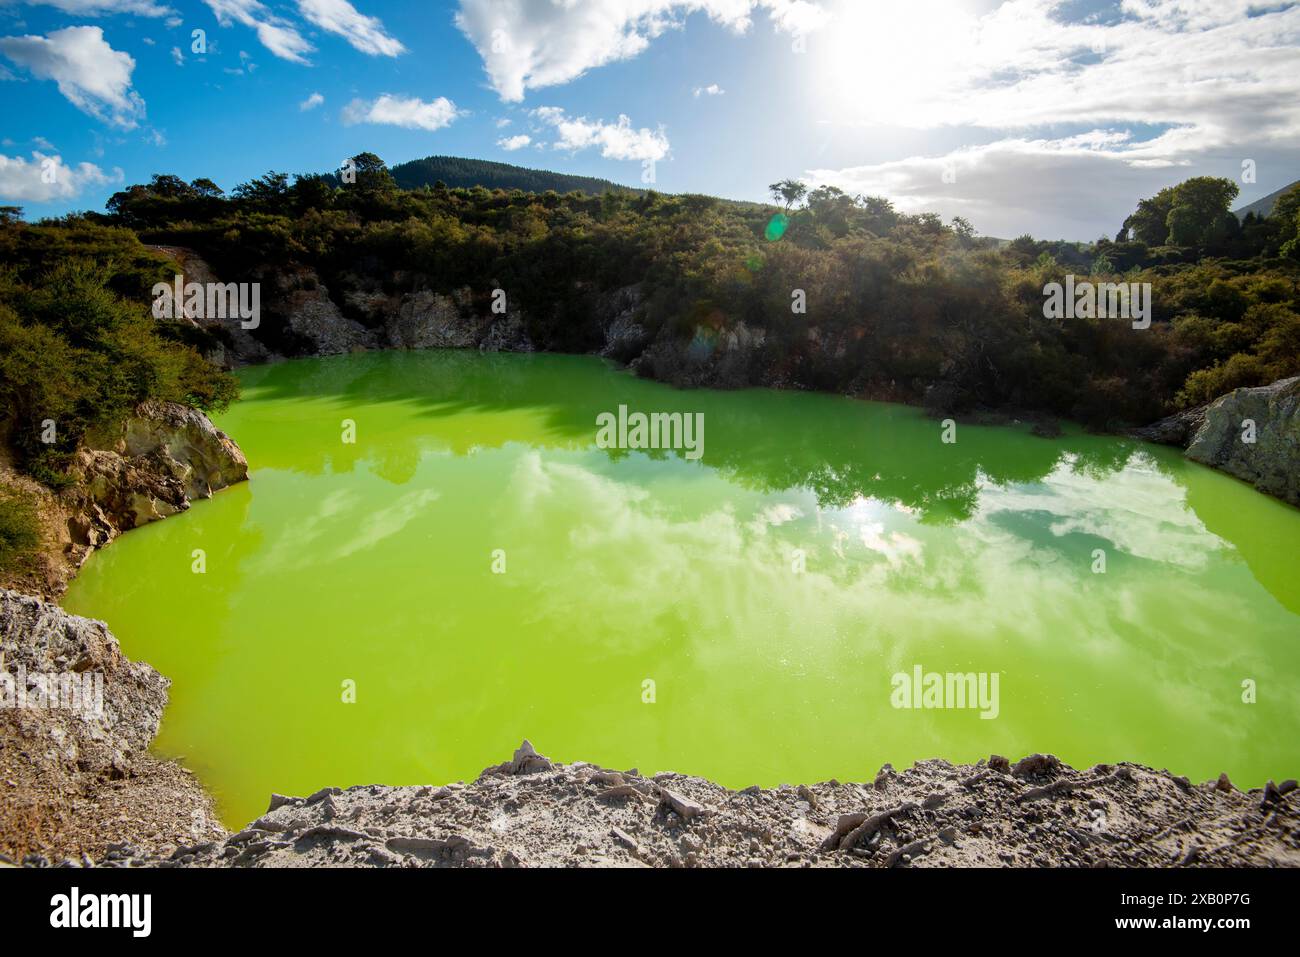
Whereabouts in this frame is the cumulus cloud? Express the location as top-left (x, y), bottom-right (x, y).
top-left (497, 133), bottom-right (530, 150)
top-left (533, 106), bottom-right (670, 162)
top-left (16, 0), bottom-right (175, 15)
top-left (0, 151), bottom-right (120, 202)
top-left (295, 0), bottom-right (405, 56)
top-left (455, 0), bottom-right (828, 101)
top-left (202, 0), bottom-right (314, 64)
top-left (693, 83), bottom-right (723, 97)
top-left (299, 91), bottom-right (324, 111)
top-left (0, 26), bottom-right (145, 128)
top-left (341, 94), bottom-right (461, 131)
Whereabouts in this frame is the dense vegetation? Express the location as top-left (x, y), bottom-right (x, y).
top-left (0, 217), bottom-right (237, 484)
top-left (1, 153), bottom-right (1298, 489)
top-left (0, 488), bottom-right (39, 575)
top-left (389, 155), bottom-right (639, 196)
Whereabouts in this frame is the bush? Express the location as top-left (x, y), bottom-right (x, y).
top-left (0, 490), bottom-right (40, 574)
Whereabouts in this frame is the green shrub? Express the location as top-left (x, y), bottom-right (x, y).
top-left (0, 490), bottom-right (40, 574)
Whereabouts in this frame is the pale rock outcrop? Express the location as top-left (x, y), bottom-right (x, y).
top-left (65, 401), bottom-right (248, 554)
top-left (280, 286), bottom-right (376, 355)
top-left (1136, 376), bottom-right (1300, 507)
top-left (107, 743), bottom-right (1299, 869)
top-left (0, 590), bottom-right (225, 862)
top-left (0, 589), bottom-right (166, 766)
top-left (147, 245), bottom-right (271, 366)
top-left (386, 290), bottom-right (479, 349)
top-left (1185, 377), bottom-right (1300, 506)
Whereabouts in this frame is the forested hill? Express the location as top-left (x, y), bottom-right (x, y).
top-left (1233, 179), bottom-right (1300, 221)
top-left (389, 156), bottom-right (641, 195)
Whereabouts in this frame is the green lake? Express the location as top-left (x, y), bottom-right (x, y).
top-left (63, 350), bottom-right (1300, 826)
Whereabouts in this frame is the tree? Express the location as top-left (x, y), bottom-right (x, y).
top-left (344, 152), bottom-right (397, 193)
top-left (190, 177), bottom-right (224, 198)
top-left (147, 174), bottom-right (197, 199)
top-left (1122, 177), bottom-right (1239, 247)
top-left (1121, 187), bottom-right (1175, 244)
top-left (768, 178), bottom-right (807, 210)
top-left (232, 171), bottom-right (290, 203)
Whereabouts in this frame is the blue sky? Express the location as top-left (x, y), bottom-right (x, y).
top-left (1, 0), bottom-right (1298, 238)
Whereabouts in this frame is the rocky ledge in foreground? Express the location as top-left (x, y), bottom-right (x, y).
top-left (74, 741), bottom-right (1298, 869)
top-left (0, 590), bottom-right (224, 865)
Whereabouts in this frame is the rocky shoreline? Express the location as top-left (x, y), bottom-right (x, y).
top-left (1, 400), bottom-right (244, 864)
top-left (11, 721), bottom-right (1300, 868)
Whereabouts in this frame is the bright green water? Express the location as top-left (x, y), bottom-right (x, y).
top-left (64, 351), bottom-right (1300, 826)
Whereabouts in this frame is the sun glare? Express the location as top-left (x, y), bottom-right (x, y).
top-left (817, 0), bottom-right (978, 127)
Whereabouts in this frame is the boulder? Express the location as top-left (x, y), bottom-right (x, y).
top-left (66, 402), bottom-right (248, 550)
top-left (1184, 376), bottom-right (1300, 506)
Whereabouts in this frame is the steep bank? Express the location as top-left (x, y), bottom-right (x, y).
top-left (0, 590), bottom-right (224, 864)
top-left (0, 400), bottom-right (248, 601)
top-left (0, 402), bottom-right (246, 862)
top-left (24, 738), bottom-right (1300, 869)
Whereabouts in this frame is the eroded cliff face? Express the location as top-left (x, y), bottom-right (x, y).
top-left (0, 590), bottom-right (224, 863)
top-left (67, 401), bottom-right (249, 555)
top-left (0, 402), bottom-right (249, 601)
top-left (1136, 377), bottom-right (1300, 507)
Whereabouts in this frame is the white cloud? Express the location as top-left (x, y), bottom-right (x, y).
top-left (17, 0), bottom-right (175, 15)
top-left (202, 0), bottom-right (314, 64)
top-left (170, 44), bottom-right (184, 65)
top-left (455, 0), bottom-right (828, 101)
top-left (0, 26), bottom-right (145, 129)
top-left (533, 106), bottom-right (669, 162)
top-left (0, 151), bottom-right (120, 202)
top-left (805, 133), bottom-right (1216, 240)
top-left (296, 0), bottom-right (405, 56)
top-left (693, 83), bottom-right (723, 97)
top-left (812, 0), bottom-right (1300, 145)
top-left (497, 133), bottom-right (530, 150)
top-left (801, 0), bottom-right (1300, 238)
top-left (341, 93), bottom-right (461, 131)
top-left (300, 91), bottom-right (324, 111)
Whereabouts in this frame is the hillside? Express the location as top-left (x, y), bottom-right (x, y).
top-left (389, 155), bottom-right (642, 196)
top-left (1234, 179), bottom-right (1300, 220)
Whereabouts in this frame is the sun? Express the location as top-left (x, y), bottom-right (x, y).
top-left (814, 0), bottom-right (979, 127)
